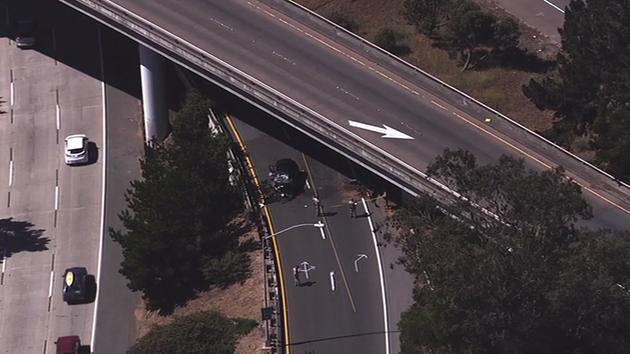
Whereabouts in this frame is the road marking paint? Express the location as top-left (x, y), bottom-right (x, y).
top-left (54, 186), bottom-right (59, 211)
top-left (91, 25), bottom-right (107, 351)
top-left (301, 154), bottom-right (357, 312)
top-left (431, 100), bottom-right (448, 111)
top-left (543, 0), bottom-right (565, 13)
top-left (329, 271), bottom-right (336, 291)
top-left (318, 225), bottom-right (326, 239)
top-left (56, 104), bottom-right (60, 130)
top-left (209, 16), bottom-right (234, 31)
top-left (354, 254), bottom-right (367, 272)
top-left (452, 112), bottom-right (552, 169)
top-left (2, 245), bottom-right (7, 285)
top-left (362, 198), bottom-right (390, 354)
top-left (10, 81), bottom-right (14, 106)
top-left (8, 160), bottom-right (13, 187)
top-left (48, 271), bottom-right (54, 298)
top-left (52, 27), bottom-right (57, 52)
top-left (304, 179), bottom-right (311, 190)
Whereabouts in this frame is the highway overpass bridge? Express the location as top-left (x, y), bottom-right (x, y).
top-left (56, 0), bottom-right (630, 352)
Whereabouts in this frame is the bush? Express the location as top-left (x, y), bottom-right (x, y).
top-left (128, 311), bottom-right (257, 354)
top-left (373, 28), bottom-right (409, 55)
top-left (326, 11), bottom-right (357, 32)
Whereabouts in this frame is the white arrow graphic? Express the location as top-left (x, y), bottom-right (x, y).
top-left (348, 120), bottom-right (414, 140)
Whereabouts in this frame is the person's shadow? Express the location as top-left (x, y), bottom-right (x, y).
top-left (0, 217), bottom-right (49, 258)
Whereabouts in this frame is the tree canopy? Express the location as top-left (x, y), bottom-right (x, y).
top-left (128, 311), bottom-right (256, 354)
top-left (392, 149), bottom-right (630, 353)
top-left (523, 0), bottom-right (630, 180)
top-left (111, 90), bottom-right (247, 313)
top-left (403, 0), bottom-right (522, 70)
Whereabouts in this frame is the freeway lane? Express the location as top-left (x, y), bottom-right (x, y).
top-left (230, 113), bottom-right (388, 353)
top-left (0, 1), bottom-right (104, 352)
top-left (99, 0), bottom-right (630, 231)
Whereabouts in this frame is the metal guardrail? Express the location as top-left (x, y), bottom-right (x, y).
top-left (60, 0), bottom-right (630, 214)
top-left (60, 0), bottom-right (464, 205)
top-left (260, 0), bottom-right (630, 194)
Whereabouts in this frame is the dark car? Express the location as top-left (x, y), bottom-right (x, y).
top-left (269, 158), bottom-right (303, 198)
top-left (55, 336), bottom-right (80, 354)
top-left (15, 19), bottom-right (36, 48)
top-left (62, 267), bottom-right (87, 304)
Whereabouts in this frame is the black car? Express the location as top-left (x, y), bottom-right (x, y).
top-left (62, 267), bottom-right (87, 304)
top-left (15, 19), bottom-right (36, 48)
top-left (269, 158), bottom-right (303, 198)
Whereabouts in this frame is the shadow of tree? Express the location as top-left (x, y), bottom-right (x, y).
top-left (0, 217), bottom-right (49, 257)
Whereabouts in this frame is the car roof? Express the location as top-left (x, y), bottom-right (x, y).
top-left (276, 159), bottom-right (298, 170)
top-left (65, 135), bottom-right (86, 150)
top-left (56, 336), bottom-right (80, 352)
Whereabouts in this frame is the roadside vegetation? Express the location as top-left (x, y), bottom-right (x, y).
top-left (523, 0), bottom-right (630, 181)
top-left (128, 311), bottom-right (256, 354)
top-left (110, 90), bottom-right (252, 314)
top-left (299, 0), bottom-right (630, 182)
top-left (389, 149), bottom-right (630, 353)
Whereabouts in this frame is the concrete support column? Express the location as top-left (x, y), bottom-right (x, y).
top-left (139, 45), bottom-right (169, 142)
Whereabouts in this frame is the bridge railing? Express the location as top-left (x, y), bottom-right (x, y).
top-left (60, 0), bottom-right (465, 204)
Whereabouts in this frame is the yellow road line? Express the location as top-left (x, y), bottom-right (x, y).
top-left (249, 1), bottom-right (630, 217)
top-left (225, 115), bottom-right (291, 353)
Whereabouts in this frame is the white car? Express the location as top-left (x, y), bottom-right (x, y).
top-left (64, 134), bottom-right (89, 165)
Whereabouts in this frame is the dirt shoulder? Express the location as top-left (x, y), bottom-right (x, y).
top-left (133, 222), bottom-right (267, 354)
top-left (295, 0), bottom-right (557, 132)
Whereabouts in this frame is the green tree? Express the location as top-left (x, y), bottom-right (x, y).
top-left (444, 1), bottom-right (496, 70)
top-left (111, 90), bottom-right (245, 313)
top-left (128, 311), bottom-right (257, 354)
top-left (523, 0), bottom-right (630, 179)
top-left (373, 28), bottom-right (408, 55)
top-left (492, 17), bottom-right (521, 60)
top-left (404, 0), bottom-right (452, 36)
top-left (393, 149), bottom-right (630, 353)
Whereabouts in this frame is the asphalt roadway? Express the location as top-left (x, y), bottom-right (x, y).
top-left (492, 0), bottom-right (569, 43)
top-left (0, 0), bottom-right (102, 352)
top-left (97, 0), bottom-right (630, 233)
top-left (230, 112), bottom-right (393, 354)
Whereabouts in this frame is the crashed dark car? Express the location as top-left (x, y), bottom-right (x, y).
top-left (269, 158), bottom-right (303, 198)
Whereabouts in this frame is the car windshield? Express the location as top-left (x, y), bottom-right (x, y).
top-left (69, 148), bottom-right (84, 154)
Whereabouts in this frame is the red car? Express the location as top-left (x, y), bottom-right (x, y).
top-left (55, 336), bottom-right (80, 354)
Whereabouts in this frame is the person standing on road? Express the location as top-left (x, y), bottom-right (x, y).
top-left (293, 265), bottom-right (301, 287)
top-left (349, 198), bottom-right (358, 218)
top-left (313, 196), bottom-right (323, 217)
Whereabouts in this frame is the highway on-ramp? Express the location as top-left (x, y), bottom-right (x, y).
top-left (73, 0), bottom-right (630, 232)
top-left (229, 112), bottom-right (391, 354)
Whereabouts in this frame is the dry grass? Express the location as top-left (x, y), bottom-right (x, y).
top-left (297, 0), bottom-right (556, 132)
top-left (134, 219), bottom-right (267, 353)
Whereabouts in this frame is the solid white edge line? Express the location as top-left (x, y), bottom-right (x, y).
top-left (54, 186), bottom-right (59, 211)
top-left (90, 24), bottom-right (107, 352)
top-left (362, 197), bottom-right (390, 354)
top-left (56, 104), bottom-right (60, 130)
top-left (8, 160), bottom-right (13, 187)
top-left (2, 249), bottom-right (6, 273)
top-left (543, 0), bottom-right (565, 13)
top-left (10, 81), bottom-right (14, 106)
top-left (48, 271), bottom-right (54, 298)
